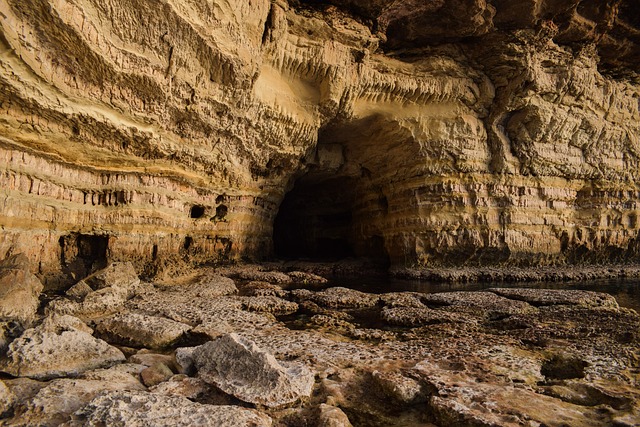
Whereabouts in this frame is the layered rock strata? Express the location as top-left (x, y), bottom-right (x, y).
top-left (0, 0), bottom-right (638, 283)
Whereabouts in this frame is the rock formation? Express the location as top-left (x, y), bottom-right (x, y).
top-left (0, 0), bottom-right (638, 284)
top-left (3, 262), bottom-right (638, 425)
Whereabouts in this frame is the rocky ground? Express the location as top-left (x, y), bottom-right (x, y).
top-left (1, 254), bottom-right (639, 426)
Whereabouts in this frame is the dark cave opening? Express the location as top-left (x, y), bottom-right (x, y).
top-left (273, 173), bottom-right (390, 265)
top-left (59, 233), bottom-right (109, 280)
top-left (273, 175), bottom-right (356, 261)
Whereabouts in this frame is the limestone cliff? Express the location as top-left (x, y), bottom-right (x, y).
top-left (0, 0), bottom-right (638, 286)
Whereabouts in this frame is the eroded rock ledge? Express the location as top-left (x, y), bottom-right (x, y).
top-left (0, 0), bottom-right (639, 285)
top-left (1, 261), bottom-right (639, 426)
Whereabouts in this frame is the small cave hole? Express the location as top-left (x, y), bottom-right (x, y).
top-left (183, 236), bottom-right (193, 251)
top-left (215, 204), bottom-right (228, 221)
top-left (190, 205), bottom-right (206, 219)
top-left (152, 244), bottom-right (158, 260)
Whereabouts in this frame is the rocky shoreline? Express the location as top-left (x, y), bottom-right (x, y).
top-left (1, 255), bottom-right (639, 426)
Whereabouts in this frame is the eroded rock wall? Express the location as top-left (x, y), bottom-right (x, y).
top-left (0, 0), bottom-right (638, 284)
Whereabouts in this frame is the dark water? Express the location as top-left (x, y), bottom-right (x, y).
top-left (317, 276), bottom-right (640, 313)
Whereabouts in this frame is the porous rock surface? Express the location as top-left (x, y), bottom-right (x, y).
top-left (0, 254), bottom-right (43, 326)
top-left (1, 264), bottom-right (639, 426)
top-left (66, 390), bottom-right (274, 427)
top-left (96, 312), bottom-right (191, 349)
top-left (0, 1), bottom-right (638, 283)
top-left (192, 333), bottom-right (315, 408)
top-left (0, 314), bottom-right (125, 380)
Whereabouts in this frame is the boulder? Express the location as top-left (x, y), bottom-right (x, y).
top-left (0, 254), bottom-right (43, 326)
top-left (96, 312), bottom-right (191, 349)
top-left (193, 333), bottom-right (315, 408)
top-left (0, 315), bottom-right (125, 380)
top-left (68, 390), bottom-right (273, 426)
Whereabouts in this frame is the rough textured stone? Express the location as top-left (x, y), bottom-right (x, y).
top-left (292, 287), bottom-right (380, 309)
top-left (83, 262), bottom-right (140, 291)
top-left (140, 363), bottom-right (174, 388)
top-left (9, 364), bottom-right (145, 426)
top-left (96, 312), bottom-right (191, 349)
top-left (318, 404), bottom-right (353, 427)
top-left (193, 333), bottom-right (315, 408)
top-left (488, 288), bottom-right (620, 308)
top-left (149, 375), bottom-right (209, 400)
top-left (0, 380), bottom-right (15, 417)
top-left (0, 254), bottom-right (43, 326)
top-left (68, 390), bottom-right (273, 426)
top-left (0, 315), bottom-right (125, 380)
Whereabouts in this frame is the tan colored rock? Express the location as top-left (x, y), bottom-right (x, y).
top-left (193, 333), bottom-right (315, 408)
top-left (318, 404), bottom-right (353, 427)
top-left (0, 315), bottom-right (125, 380)
top-left (68, 390), bottom-right (273, 426)
top-left (0, 254), bottom-right (43, 326)
top-left (96, 312), bottom-right (191, 349)
top-left (7, 364), bottom-right (145, 426)
top-left (0, 379), bottom-right (15, 417)
top-left (140, 363), bottom-right (174, 388)
top-left (149, 375), bottom-right (209, 400)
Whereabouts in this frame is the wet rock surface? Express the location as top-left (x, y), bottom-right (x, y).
top-left (1, 263), bottom-right (639, 426)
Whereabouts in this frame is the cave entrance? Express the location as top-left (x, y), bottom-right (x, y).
top-left (273, 175), bottom-right (357, 261)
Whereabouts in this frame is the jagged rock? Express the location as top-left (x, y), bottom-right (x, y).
top-left (0, 254), bottom-right (43, 326)
top-left (96, 312), bottom-right (191, 349)
top-left (0, 315), bottom-right (125, 380)
top-left (193, 333), bottom-right (315, 408)
top-left (8, 364), bottom-right (145, 426)
top-left (0, 380), bottom-right (15, 417)
top-left (68, 390), bottom-right (273, 426)
top-left (292, 287), bottom-right (380, 309)
top-left (318, 404), bottom-right (353, 427)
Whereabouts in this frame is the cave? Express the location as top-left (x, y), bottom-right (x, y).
top-left (59, 233), bottom-right (109, 280)
top-left (273, 175), bottom-right (358, 261)
top-left (273, 139), bottom-right (390, 265)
